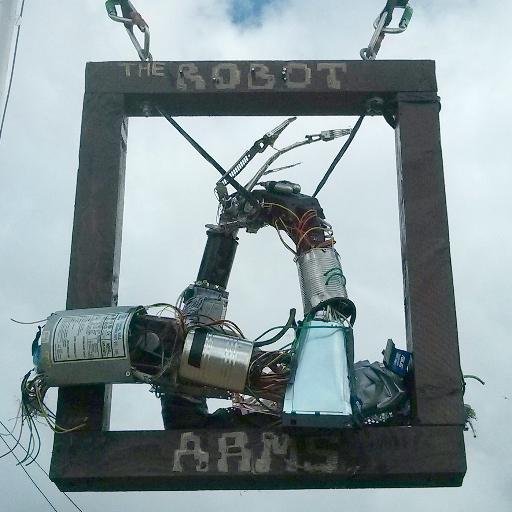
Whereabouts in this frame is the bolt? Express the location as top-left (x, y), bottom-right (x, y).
top-left (366, 96), bottom-right (385, 116)
top-left (141, 102), bottom-right (152, 117)
top-left (125, 370), bottom-right (131, 377)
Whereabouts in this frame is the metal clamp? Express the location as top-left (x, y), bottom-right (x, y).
top-left (106, 0), bottom-right (152, 61)
top-left (360, 2), bottom-right (413, 60)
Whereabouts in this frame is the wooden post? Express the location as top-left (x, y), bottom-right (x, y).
top-left (395, 93), bottom-right (465, 426)
top-left (53, 92), bottom-right (128, 432)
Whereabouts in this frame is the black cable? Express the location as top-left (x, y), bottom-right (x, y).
top-left (0, 0), bottom-right (27, 145)
top-left (253, 309), bottom-right (296, 348)
top-left (0, 436), bottom-right (60, 512)
top-left (156, 107), bottom-right (258, 207)
top-left (0, 419), bottom-right (85, 512)
top-left (312, 115), bottom-right (365, 198)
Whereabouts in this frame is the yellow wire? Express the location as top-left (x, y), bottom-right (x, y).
top-left (33, 379), bottom-right (86, 433)
top-left (262, 202), bottom-right (300, 222)
top-left (298, 209), bottom-right (317, 227)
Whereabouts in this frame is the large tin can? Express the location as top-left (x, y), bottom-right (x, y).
top-left (38, 306), bottom-right (140, 386)
top-left (179, 329), bottom-right (253, 392)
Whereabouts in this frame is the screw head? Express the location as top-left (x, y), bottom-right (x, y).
top-left (366, 96), bottom-right (385, 116)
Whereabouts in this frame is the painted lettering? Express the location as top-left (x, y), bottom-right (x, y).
top-left (120, 63), bottom-right (137, 77)
top-left (317, 63), bottom-right (347, 89)
top-left (286, 62), bottom-right (312, 89)
top-left (212, 63), bottom-right (241, 90)
top-left (152, 62), bottom-right (165, 77)
top-left (172, 432), bottom-right (209, 472)
top-left (218, 432), bottom-right (251, 472)
top-left (254, 433), bottom-right (297, 473)
top-left (138, 62), bottom-right (151, 78)
top-left (303, 437), bottom-right (339, 473)
top-left (177, 63), bottom-right (206, 90)
top-left (248, 63), bottom-right (275, 90)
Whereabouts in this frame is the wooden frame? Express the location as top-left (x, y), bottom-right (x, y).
top-left (50, 60), bottom-right (466, 491)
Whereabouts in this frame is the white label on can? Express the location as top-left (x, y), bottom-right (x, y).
top-left (51, 313), bottom-right (129, 363)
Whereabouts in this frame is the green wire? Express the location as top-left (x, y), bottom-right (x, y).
top-left (253, 325), bottom-right (287, 342)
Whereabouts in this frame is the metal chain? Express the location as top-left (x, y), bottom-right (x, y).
top-left (360, 1), bottom-right (413, 60)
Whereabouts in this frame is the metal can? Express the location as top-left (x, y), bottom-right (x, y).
top-left (38, 306), bottom-right (140, 386)
top-left (179, 329), bottom-right (253, 392)
top-left (296, 248), bottom-right (348, 315)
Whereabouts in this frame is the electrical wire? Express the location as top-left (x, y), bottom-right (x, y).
top-left (273, 222), bottom-right (297, 255)
top-left (11, 317), bottom-right (47, 325)
top-left (246, 336), bottom-right (294, 404)
top-left (0, 420), bottom-right (85, 512)
top-left (0, 436), bottom-right (60, 512)
top-left (262, 202), bottom-right (300, 222)
top-left (269, 207), bottom-right (336, 255)
top-left (253, 325), bottom-right (286, 342)
top-left (0, 0), bottom-right (27, 145)
top-left (253, 309), bottom-right (296, 348)
top-left (313, 114), bottom-right (365, 197)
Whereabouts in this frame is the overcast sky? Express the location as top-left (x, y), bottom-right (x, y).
top-left (0, 0), bottom-right (511, 510)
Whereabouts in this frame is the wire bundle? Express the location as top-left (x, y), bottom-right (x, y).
top-left (243, 346), bottom-right (293, 414)
top-left (187, 318), bottom-right (245, 339)
top-left (263, 202), bottom-right (336, 256)
top-left (22, 372), bottom-right (86, 434)
top-left (2, 370), bottom-right (87, 467)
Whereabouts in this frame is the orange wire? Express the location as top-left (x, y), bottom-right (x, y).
top-left (297, 226), bottom-right (328, 249)
top-left (298, 209), bottom-right (317, 229)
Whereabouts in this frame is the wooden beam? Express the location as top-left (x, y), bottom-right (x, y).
top-left (84, 60), bottom-right (437, 117)
top-left (50, 426), bottom-right (466, 491)
top-left (395, 94), bottom-right (465, 425)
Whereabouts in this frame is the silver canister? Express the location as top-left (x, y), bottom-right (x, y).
top-left (179, 329), bottom-right (253, 392)
top-left (38, 306), bottom-right (140, 386)
top-left (296, 248), bottom-right (348, 315)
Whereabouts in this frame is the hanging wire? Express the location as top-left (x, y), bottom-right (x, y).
top-left (0, 419), bottom-right (86, 512)
top-left (312, 115), bottom-right (365, 197)
top-left (0, 435), bottom-right (60, 512)
top-left (11, 317), bottom-right (47, 325)
top-left (0, 0), bottom-right (27, 145)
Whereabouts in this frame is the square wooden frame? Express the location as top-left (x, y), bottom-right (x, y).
top-left (50, 60), bottom-right (466, 491)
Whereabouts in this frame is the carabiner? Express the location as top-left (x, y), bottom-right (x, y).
top-left (361, 11), bottom-right (387, 60)
top-left (105, 1), bottom-right (152, 61)
top-left (361, 2), bottom-right (413, 60)
top-left (374, 4), bottom-right (413, 34)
